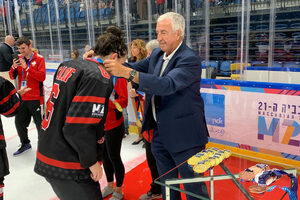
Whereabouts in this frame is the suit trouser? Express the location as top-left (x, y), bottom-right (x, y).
top-left (15, 100), bottom-right (42, 144)
top-left (151, 131), bottom-right (209, 200)
top-left (144, 139), bottom-right (161, 194)
top-left (46, 177), bottom-right (102, 200)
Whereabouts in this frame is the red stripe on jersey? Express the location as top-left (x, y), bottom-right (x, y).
top-left (2, 102), bottom-right (20, 116)
top-left (65, 117), bottom-right (101, 124)
top-left (36, 151), bottom-right (83, 169)
top-left (0, 193), bottom-right (3, 197)
top-left (72, 96), bottom-right (105, 103)
top-left (0, 89), bottom-right (17, 104)
top-left (0, 135), bottom-right (5, 140)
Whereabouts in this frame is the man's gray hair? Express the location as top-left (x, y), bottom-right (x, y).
top-left (157, 12), bottom-right (185, 38)
top-left (146, 39), bottom-right (159, 52)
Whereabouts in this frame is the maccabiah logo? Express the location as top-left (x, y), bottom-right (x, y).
top-left (92, 104), bottom-right (104, 117)
top-left (257, 101), bottom-right (300, 147)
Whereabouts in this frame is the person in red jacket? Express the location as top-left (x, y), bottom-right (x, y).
top-left (9, 36), bottom-right (45, 156)
top-left (157, 0), bottom-right (165, 15)
top-left (101, 26), bottom-right (128, 200)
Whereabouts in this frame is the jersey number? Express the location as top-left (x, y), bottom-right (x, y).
top-left (41, 83), bottom-right (60, 130)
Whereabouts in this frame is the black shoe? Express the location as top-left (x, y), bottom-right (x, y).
top-left (13, 143), bottom-right (32, 156)
top-left (139, 191), bottom-right (162, 200)
top-left (132, 138), bottom-right (143, 145)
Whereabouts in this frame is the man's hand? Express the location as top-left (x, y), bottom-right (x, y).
top-left (13, 58), bottom-right (20, 69)
top-left (103, 59), bottom-right (130, 78)
top-left (89, 162), bottom-right (103, 182)
top-left (129, 88), bottom-right (138, 98)
top-left (83, 50), bottom-right (95, 59)
top-left (19, 59), bottom-right (27, 69)
top-left (17, 86), bottom-right (31, 95)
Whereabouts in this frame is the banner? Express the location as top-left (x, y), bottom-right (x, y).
top-left (201, 81), bottom-right (300, 161)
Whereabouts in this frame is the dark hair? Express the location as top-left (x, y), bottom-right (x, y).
top-left (16, 36), bottom-right (31, 46)
top-left (94, 26), bottom-right (127, 58)
top-left (71, 49), bottom-right (79, 58)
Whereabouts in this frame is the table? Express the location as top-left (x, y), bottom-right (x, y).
top-left (154, 155), bottom-right (297, 200)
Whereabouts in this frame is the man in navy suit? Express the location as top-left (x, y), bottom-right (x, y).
top-left (104, 12), bottom-right (209, 200)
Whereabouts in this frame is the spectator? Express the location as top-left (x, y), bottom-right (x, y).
top-left (138, 0), bottom-right (148, 20)
top-left (105, 0), bottom-right (113, 19)
top-left (146, 39), bottom-right (159, 57)
top-left (9, 36), bottom-right (46, 156)
top-left (157, 0), bottom-right (165, 15)
top-left (0, 77), bottom-right (30, 200)
top-left (99, 0), bottom-right (106, 19)
top-left (103, 12), bottom-right (210, 200)
top-left (129, 39), bottom-right (147, 62)
top-left (128, 39), bottom-right (147, 145)
top-left (0, 35), bottom-right (15, 84)
top-left (167, 0), bottom-right (172, 11)
top-left (30, 39), bottom-right (39, 54)
top-left (129, 0), bottom-right (138, 21)
top-left (85, 44), bottom-right (91, 53)
top-left (71, 49), bottom-right (80, 60)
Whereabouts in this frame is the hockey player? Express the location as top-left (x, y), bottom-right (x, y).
top-left (0, 76), bottom-right (30, 199)
top-left (34, 26), bottom-right (128, 200)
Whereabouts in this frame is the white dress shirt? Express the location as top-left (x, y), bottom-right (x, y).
top-left (151, 42), bottom-right (183, 121)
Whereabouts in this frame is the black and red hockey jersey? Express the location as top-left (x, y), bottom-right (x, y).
top-left (34, 59), bottom-right (113, 181)
top-left (0, 76), bottom-right (22, 149)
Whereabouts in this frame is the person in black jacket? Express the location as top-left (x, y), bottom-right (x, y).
top-left (34, 26), bottom-right (127, 200)
top-left (0, 35), bottom-right (15, 84)
top-left (0, 76), bottom-right (30, 200)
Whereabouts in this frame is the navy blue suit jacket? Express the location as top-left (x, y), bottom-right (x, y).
top-left (126, 42), bottom-right (209, 153)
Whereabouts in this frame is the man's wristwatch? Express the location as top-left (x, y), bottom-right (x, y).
top-left (128, 69), bottom-right (137, 82)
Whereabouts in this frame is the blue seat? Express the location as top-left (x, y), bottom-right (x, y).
top-left (255, 41), bottom-right (268, 47)
top-left (202, 60), bottom-right (219, 69)
top-left (274, 41), bottom-right (284, 47)
top-left (290, 22), bottom-right (300, 29)
top-left (256, 24), bottom-right (269, 30)
top-left (255, 33), bottom-right (268, 40)
top-left (211, 42), bottom-right (223, 48)
top-left (275, 23), bottom-right (288, 30)
top-left (226, 26), bottom-right (237, 32)
top-left (78, 10), bottom-right (86, 21)
top-left (209, 61), bottom-right (219, 69)
top-left (225, 51), bottom-right (236, 56)
top-left (272, 61), bottom-right (283, 67)
top-left (219, 61), bottom-right (232, 76)
top-left (251, 61), bottom-right (267, 66)
top-left (213, 27), bottom-right (225, 33)
top-left (21, 19), bottom-right (27, 26)
top-left (225, 35), bottom-right (237, 40)
top-left (283, 61), bottom-right (300, 68)
top-left (227, 42), bottom-right (237, 48)
top-left (275, 32), bottom-right (286, 39)
top-left (292, 32), bottom-right (300, 38)
top-left (212, 50), bottom-right (224, 56)
top-left (211, 35), bottom-right (223, 41)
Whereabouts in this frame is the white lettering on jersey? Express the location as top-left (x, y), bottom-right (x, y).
top-left (92, 104), bottom-right (104, 117)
